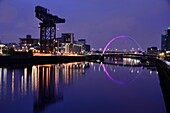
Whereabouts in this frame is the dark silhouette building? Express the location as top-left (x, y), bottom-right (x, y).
top-left (147, 47), bottom-right (159, 54)
top-left (19, 34), bottom-right (39, 51)
top-left (77, 39), bottom-right (90, 52)
top-left (161, 27), bottom-right (170, 51)
top-left (78, 39), bottom-right (86, 45)
top-left (54, 33), bottom-right (91, 54)
top-left (84, 44), bottom-right (90, 52)
top-left (61, 33), bottom-right (74, 43)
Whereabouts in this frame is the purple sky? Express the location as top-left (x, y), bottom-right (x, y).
top-left (0, 0), bottom-right (170, 50)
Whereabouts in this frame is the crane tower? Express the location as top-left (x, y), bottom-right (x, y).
top-left (35, 6), bottom-right (65, 53)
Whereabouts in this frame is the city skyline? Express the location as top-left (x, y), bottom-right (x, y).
top-left (0, 0), bottom-right (170, 50)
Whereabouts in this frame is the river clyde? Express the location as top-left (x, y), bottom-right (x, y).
top-left (0, 60), bottom-right (166, 113)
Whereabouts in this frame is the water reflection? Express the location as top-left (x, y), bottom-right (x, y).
top-left (0, 62), bottom-right (90, 112)
top-left (0, 60), bottom-right (161, 113)
top-left (100, 58), bottom-right (157, 84)
top-left (33, 65), bottom-right (63, 112)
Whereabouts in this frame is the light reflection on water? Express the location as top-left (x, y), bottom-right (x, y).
top-left (0, 61), bottom-right (165, 113)
top-left (0, 62), bottom-right (89, 112)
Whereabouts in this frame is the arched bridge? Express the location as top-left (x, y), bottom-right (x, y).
top-left (86, 35), bottom-right (158, 62)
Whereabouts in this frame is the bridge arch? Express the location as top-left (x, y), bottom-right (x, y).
top-left (102, 36), bottom-right (143, 84)
top-left (102, 64), bottom-right (142, 84)
top-left (102, 36), bottom-right (142, 54)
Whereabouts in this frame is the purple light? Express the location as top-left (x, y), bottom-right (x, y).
top-left (102, 64), bottom-right (125, 84)
top-left (102, 36), bottom-right (142, 84)
top-left (102, 36), bottom-right (142, 54)
top-left (103, 36), bottom-right (126, 54)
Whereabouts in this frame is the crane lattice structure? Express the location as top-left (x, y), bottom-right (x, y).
top-left (35, 6), bottom-right (65, 53)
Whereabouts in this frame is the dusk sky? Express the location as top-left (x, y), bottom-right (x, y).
top-left (0, 0), bottom-right (170, 50)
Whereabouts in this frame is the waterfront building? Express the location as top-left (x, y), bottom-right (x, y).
top-left (147, 47), bottom-right (159, 54)
top-left (161, 27), bottom-right (170, 51)
top-left (6, 43), bottom-right (19, 50)
top-left (61, 33), bottom-right (74, 53)
top-left (72, 43), bottom-right (83, 54)
top-left (54, 37), bottom-right (62, 52)
top-left (0, 43), bottom-right (7, 54)
top-left (84, 44), bottom-right (90, 52)
top-left (61, 33), bottom-right (74, 43)
top-left (19, 34), bottom-right (40, 51)
top-left (54, 33), bottom-right (90, 54)
top-left (77, 39), bottom-right (90, 52)
top-left (63, 43), bottom-right (73, 53)
top-left (62, 42), bottom-right (83, 54)
top-left (78, 39), bottom-right (86, 45)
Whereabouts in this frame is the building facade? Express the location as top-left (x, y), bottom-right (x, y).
top-left (19, 35), bottom-right (40, 51)
top-left (147, 47), bottom-right (159, 54)
top-left (0, 44), bottom-right (7, 54)
top-left (6, 43), bottom-right (19, 50)
top-left (77, 39), bottom-right (90, 52)
top-left (161, 27), bottom-right (170, 51)
top-left (61, 33), bottom-right (74, 43)
top-left (54, 33), bottom-right (90, 54)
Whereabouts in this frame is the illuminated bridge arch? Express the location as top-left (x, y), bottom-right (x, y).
top-left (102, 36), bottom-right (142, 54)
top-left (102, 36), bottom-right (143, 84)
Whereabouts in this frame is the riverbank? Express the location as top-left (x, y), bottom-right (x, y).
top-left (156, 59), bottom-right (170, 113)
top-left (0, 55), bottom-right (86, 67)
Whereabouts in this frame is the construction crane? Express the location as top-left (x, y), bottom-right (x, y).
top-left (35, 6), bottom-right (65, 53)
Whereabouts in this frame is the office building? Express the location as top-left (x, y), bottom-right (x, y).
top-left (147, 47), bottom-right (159, 54)
top-left (7, 43), bottom-right (19, 50)
top-left (161, 27), bottom-right (170, 51)
top-left (19, 34), bottom-right (40, 51)
top-left (0, 43), bottom-right (7, 54)
top-left (61, 33), bottom-right (74, 43)
top-left (77, 39), bottom-right (90, 52)
top-left (78, 39), bottom-right (86, 45)
top-left (54, 33), bottom-right (90, 54)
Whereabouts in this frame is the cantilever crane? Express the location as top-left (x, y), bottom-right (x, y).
top-left (35, 6), bottom-right (65, 53)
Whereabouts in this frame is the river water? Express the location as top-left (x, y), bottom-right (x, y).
top-left (0, 60), bottom-right (166, 113)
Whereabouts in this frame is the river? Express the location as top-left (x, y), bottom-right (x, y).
top-left (0, 60), bottom-right (166, 113)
